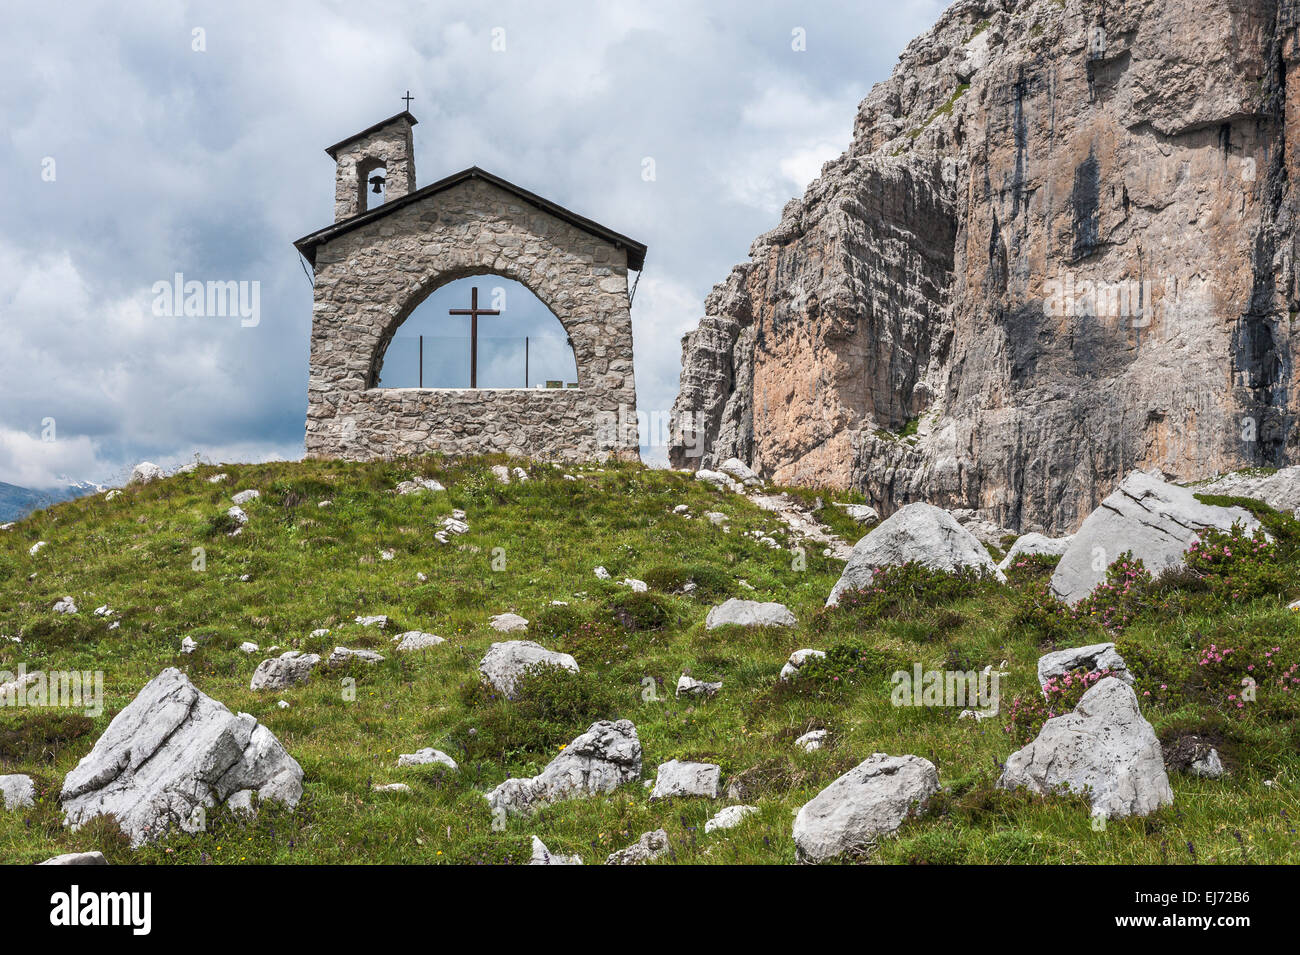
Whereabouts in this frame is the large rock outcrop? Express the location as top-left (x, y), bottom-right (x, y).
top-left (1049, 470), bottom-right (1260, 604)
top-left (998, 677), bottom-right (1173, 818)
top-left (485, 720), bottom-right (641, 816)
top-left (670, 0), bottom-right (1300, 535)
top-left (828, 501), bottom-right (1004, 604)
top-left (60, 668), bottom-right (304, 847)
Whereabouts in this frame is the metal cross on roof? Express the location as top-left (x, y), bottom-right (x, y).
top-left (448, 287), bottom-right (500, 388)
top-left (402, 90), bottom-right (414, 109)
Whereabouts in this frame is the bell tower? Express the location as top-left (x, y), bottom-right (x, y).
top-left (324, 110), bottom-right (418, 222)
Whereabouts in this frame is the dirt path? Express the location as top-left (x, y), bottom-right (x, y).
top-left (746, 491), bottom-right (856, 561)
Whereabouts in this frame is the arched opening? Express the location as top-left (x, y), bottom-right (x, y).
top-left (357, 157), bottom-right (387, 212)
top-left (374, 274), bottom-right (579, 389)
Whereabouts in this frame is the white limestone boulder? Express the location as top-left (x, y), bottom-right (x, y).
top-left (792, 753), bottom-right (939, 863)
top-left (1050, 470), bottom-right (1261, 605)
top-left (60, 668), bottom-right (303, 847)
top-left (997, 677), bottom-right (1172, 818)
top-left (1037, 642), bottom-right (1132, 691)
top-left (231, 489), bottom-right (260, 506)
top-left (485, 719), bottom-right (641, 817)
top-left (704, 804), bottom-right (758, 833)
top-left (780, 648), bottom-right (825, 682)
top-left (392, 630), bottom-right (445, 652)
top-left (997, 532), bottom-right (1074, 571)
top-left (478, 640), bottom-right (578, 699)
top-left (129, 462), bottom-right (163, 485)
top-left (650, 759), bottom-right (721, 800)
top-left (0, 773), bottom-right (36, 810)
top-left (395, 477), bottom-right (445, 495)
top-left (1196, 465), bottom-right (1300, 516)
top-left (676, 674), bottom-right (721, 698)
top-left (39, 851), bottom-right (107, 865)
top-left (327, 646), bottom-right (385, 667)
top-left (705, 598), bottom-right (796, 630)
top-left (489, 612), bottom-right (529, 633)
top-left (529, 835), bottom-right (583, 865)
top-left (794, 729), bottom-right (827, 752)
top-left (249, 650), bottom-right (321, 691)
top-left (828, 502), bottom-right (1005, 606)
top-left (397, 748), bottom-right (458, 771)
top-left (717, 458), bottom-right (761, 487)
top-left (605, 828), bottom-right (670, 865)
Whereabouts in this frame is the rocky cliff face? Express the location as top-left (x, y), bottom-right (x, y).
top-left (670, 0), bottom-right (1300, 534)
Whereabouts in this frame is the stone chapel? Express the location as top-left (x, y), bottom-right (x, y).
top-left (293, 110), bottom-right (645, 462)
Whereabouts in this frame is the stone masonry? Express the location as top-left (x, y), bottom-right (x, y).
top-left (296, 113), bottom-right (644, 463)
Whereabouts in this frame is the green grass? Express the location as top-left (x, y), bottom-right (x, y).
top-left (0, 456), bottom-right (1298, 864)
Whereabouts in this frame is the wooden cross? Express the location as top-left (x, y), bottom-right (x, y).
top-left (449, 287), bottom-right (500, 387)
top-left (402, 90), bottom-right (414, 109)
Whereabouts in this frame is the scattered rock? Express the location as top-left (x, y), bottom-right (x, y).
top-left (594, 565), bottom-right (611, 580)
top-left (650, 759), bottom-right (722, 800)
top-left (1197, 465), bottom-right (1300, 517)
top-left (705, 598), bottom-right (796, 630)
top-left (250, 651), bottom-right (322, 691)
top-left (485, 720), bottom-right (641, 817)
top-left (328, 646), bottom-right (385, 667)
top-left (440, 516), bottom-right (470, 535)
top-left (621, 577), bottom-right (648, 592)
top-left (29, 541), bottom-right (46, 556)
top-left (39, 851), bottom-right (107, 865)
top-left (392, 630), bottom-right (445, 651)
top-left (998, 677), bottom-right (1173, 818)
top-left (395, 477), bottom-right (445, 494)
top-left (780, 648), bottom-right (825, 682)
top-left (828, 502), bottom-right (1005, 606)
top-left (794, 729), bottom-right (827, 752)
top-left (231, 489), bottom-right (260, 506)
top-left (60, 668), bottom-right (303, 846)
top-left (1037, 642), bottom-right (1132, 691)
top-left (997, 532), bottom-right (1074, 571)
top-left (529, 835), bottom-right (583, 865)
top-left (311, 628), bottom-right (331, 638)
top-left (717, 458), bottom-right (761, 487)
top-left (397, 748), bottom-right (458, 770)
top-left (491, 465), bottom-right (511, 484)
top-left (488, 612), bottom-right (530, 634)
top-left (704, 804), bottom-right (758, 833)
top-left (180, 636), bottom-right (197, 655)
top-left (792, 753), bottom-right (940, 863)
top-left (676, 674), bottom-right (722, 698)
top-left (226, 506), bottom-right (248, 533)
top-left (207, 474), bottom-right (228, 484)
top-left (605, 828), bottom-right (670, 865)
top-left (0, 773), bottom-right (36, 810)
top-left (834, 503), bottom-right (880, 524)
top-left (52, 596), bottom-right (78, 615)
top-left (1163, 734), bottom-right (1229, 778)
top-left (478, 640), bottom-right (577, 698)
top-left (129, 462), bottom-right (163, 485)
top-left (1050, 471), bottom-right (1261, 605)
top-left (238, 641), bottom-right (259, 654)
top-left (373, 783), bottom-right (411, 793)
top-left (696, 469), bottom-right (743, 492)
top-left (355, 615), bottom-right (388, 629)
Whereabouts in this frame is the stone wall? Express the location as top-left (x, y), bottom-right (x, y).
top-left (306, 176), bottom-right (639, 462)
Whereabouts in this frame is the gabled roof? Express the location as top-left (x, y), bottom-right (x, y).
top-left (324, 111), bottom-right (418, 159)
top-left (292, 166), bottom-right (647, 271)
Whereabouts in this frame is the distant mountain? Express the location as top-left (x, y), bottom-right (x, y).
top-left (0, 480), bottom-right (103, 522)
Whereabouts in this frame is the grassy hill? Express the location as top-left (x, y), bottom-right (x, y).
top-left (0, 456), bottom-right (1298, 864)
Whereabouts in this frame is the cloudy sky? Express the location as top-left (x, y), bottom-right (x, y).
top-left (0, 0), bottom-right (946, 487)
